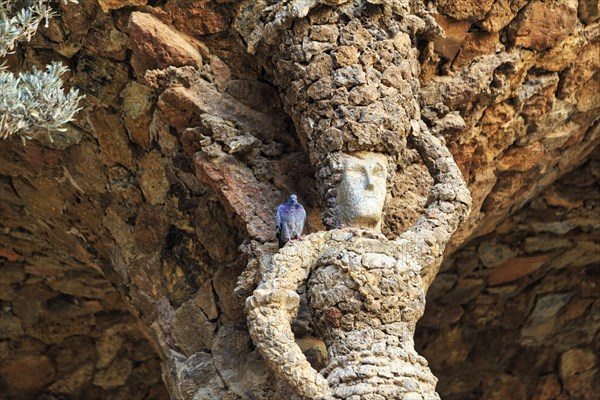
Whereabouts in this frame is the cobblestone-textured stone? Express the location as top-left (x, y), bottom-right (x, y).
top-left (0, 0), bottom-right (598, 399)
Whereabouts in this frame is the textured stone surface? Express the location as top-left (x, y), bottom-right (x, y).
top-left (194, 152), bottom-right (282, 242)
top-left (439, 0), bottom-right (496, 21)
top-left (171, 299), bottom-right (215, 356)
top-left (507, 0), bottom-right (578, 51)
top-left (433, 14), bottom-right (472, 62)
top-left (97, 0), bottom-right (147, 13)
top-left (121, 82), bottom-right (155, 149)
top-left (165, 0), bottom-right (232, 36)
top-left (235, 1), bottom-right (436, 172)
top-left (480, 0), bottom-right (528, 32)
top-left (488, 255), bottom-right (550, 285)
top-left (128, 12), bottom-right (203, 77)
top-left (578, 0), bottom-right (600, 23)
top-left (244, 125), bottom-right (471, 399)
top-left (0, 0), bottom-right (599, 399)
top-left (0, 259), bottom-right (166, 399)
top-left (137, 151), bottom-right (170, 205)
top-left (416, 159), bottom-right (600, 399)
top-left (452, 32), bottom-right (499, 69)
top-left (0, 355), bottom-right (55, 396)
top-left (156, 77), bottom-right (289, 142)
top-left (88, 108), bottom-right (135, 169)
top-left (59, 0), bottom-right (99, 36)
top-left (560, 348), bottom-right (598, 378)
top-left (83, 19), bottom-right (130, 61)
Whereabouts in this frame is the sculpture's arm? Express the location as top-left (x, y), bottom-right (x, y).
top-left (398, 121), bottom-right (473, 289)
top-left (246, 233), bottom-right (334, 399)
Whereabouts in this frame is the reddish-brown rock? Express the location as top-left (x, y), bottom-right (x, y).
top-left (556, 41), bottom-right (600, 102)
top-left (93, 358), bottom-right (134, 388)
top-left (157, 85), bottom-right (205, 131)
top-left (171, 299), bottom-right (216, 356)
top-left (485, 374), bottom-right (527, 400)
top-left (225, 80), bottom-right (281, 114)
top-left (488, 255), bottom-right (550, 285)
top-left (543, 188), bottom-right (584, 209)
top-left (157, 79), bottom-right (290, 144)
top-left (538, 35), bottom-right (586, 72)
top-left (562, 370), bottom-right (599, 400)
top-left (134, 204), bottom-right (169, 253)
top-left (578, 0), bottom-right (600, 23)
top-left (532, 374), bottom-right (562, 400)
top-left (433, 14), bottom-right (471, 60)
top-left (194, 197), bottom-right (239, 263)
top-left (419, 303), bottom-right (464, 327)
top-left (481, 0), bottom-right (528, 32)
top-left (48, 364), bottom-right (94, 394)
top-left (577, 75), bottom-right (600, 113)
top-left (437, 0), bottom-right (496, 21)
top-left (0, 248), bottom-right (23, 262)
top-left (137, 151), bottom-right (170, 205)
top-left (128, 12), bottom-right (203, 77)
top-left (0, 140), bottom-right (62, 178)
top-left (453, 32), bottom-right (500, 70)
top-left (194, 280), bottom-right (219, 321)
top-left (12, 177), bottom-right (65, 220)
top-left (497, 142), bottom-right (545, 172)
top-left (0, 355), bottom-right (56, 396)
top-left (98, 0), bottom-right (147, 13)
top-left (208, 55), bottom-right (232, 90)
top-left (83, 20), bottom-right (130, 61)
top-left (560, 349), bottom-right (598, 400)
top-left (74, 53), bottom-right (130, 108)
top-left (508, 0), bottom-right (578, 51)
top-left (121, 82), bottom-right (155, 149)
top-left (560, 348), bottom-right (598, 377)
top-left (59, 0), bottom-right (99, 35)
top-left (194, 152), bottom-right (281, 242)
top-left (559, 298), bottom-right (594, 321)
top-left (165, 0), bottom-right (231, 36)
top-left (88, 108), bottom-right (134, 169)
top-left (2, 1), bottom-right (600, 399)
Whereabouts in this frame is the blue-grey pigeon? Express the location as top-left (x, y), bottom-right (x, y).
top-left (276, 194), bottom-right (306, 248)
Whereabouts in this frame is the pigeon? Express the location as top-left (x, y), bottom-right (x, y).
top-left (276, 194), bottom-right (306, 248)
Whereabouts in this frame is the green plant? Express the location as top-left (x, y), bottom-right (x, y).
top-left (0, 0), bottom-right (83, 144)
top-left (0, 62), bottom-right (83, 142)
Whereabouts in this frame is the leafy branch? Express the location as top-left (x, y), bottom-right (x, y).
top-left (0, 62), bottom-right (83, 143)
top-left (0, 0), bottom-right (83, 143)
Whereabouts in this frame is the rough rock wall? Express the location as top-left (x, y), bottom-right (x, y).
top-left (0, 0), bottom-right (598, 398)
top-left (0, 258), bottom-right (168, 400)
top-left (416, 153), bottom-right (600, 400)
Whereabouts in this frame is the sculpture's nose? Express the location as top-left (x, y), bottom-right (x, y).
top-left (365, 173), bottom-right (375, 191)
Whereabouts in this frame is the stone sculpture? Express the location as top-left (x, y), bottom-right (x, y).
top-left (235, 0), bottom-right (473, 398)
top-left (245, 126), bottom-right (471, 400)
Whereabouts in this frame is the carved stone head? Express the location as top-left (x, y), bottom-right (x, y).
top-left (319, 151), bottom-right (391, 231)
top-left (336, 152), bottom-right (388, 230)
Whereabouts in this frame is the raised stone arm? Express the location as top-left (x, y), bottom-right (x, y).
top-left (399, 121), bottom-right (473, 289)
top-left (245, 232), bottom-right (334, 399)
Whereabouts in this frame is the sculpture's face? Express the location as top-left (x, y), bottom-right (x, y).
top-left (337, 152), bottom-right (388, 230)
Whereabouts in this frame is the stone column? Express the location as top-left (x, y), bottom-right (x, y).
top-left (235, 0), bottom-right (442, 172)
top-left (236, 2), bottom-right (469, 399)
top-left (306, 235), bottom-right (440, 400)
top-left (243, 128), bottom-right (472, 399)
